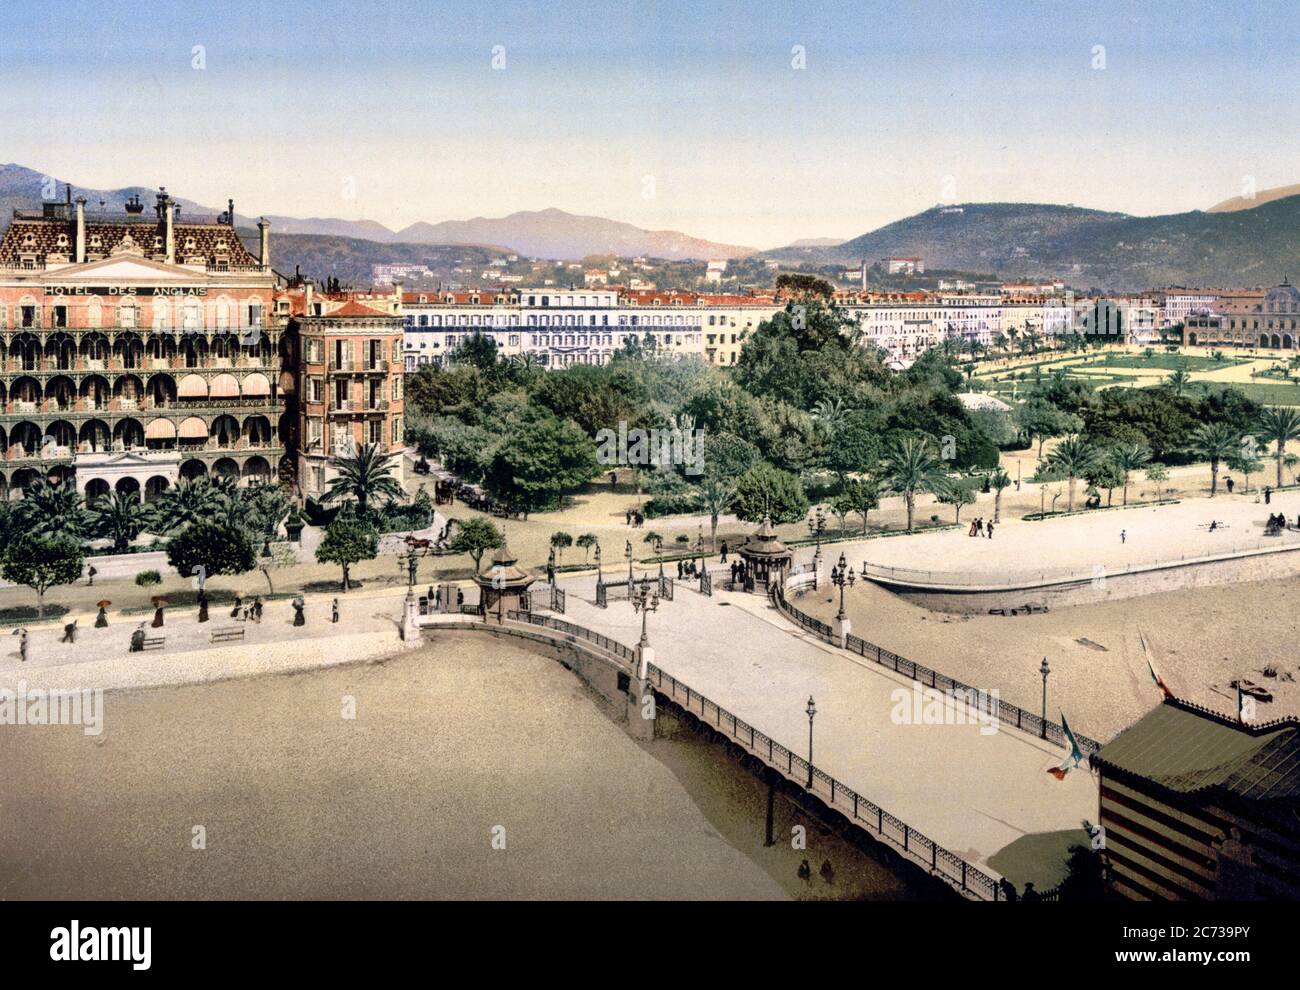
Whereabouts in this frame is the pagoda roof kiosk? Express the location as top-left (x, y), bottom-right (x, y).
top-left (739, 516), bottom-right (792, 590)
top-left (475, 539), bottom-right (535, 621)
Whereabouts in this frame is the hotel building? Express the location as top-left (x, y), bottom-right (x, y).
top-left (0, 188), bottom-right (287, 501)
top-left (1182, 284), bottom-right (1298, 350)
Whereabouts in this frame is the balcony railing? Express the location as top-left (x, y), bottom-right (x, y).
top-left (330, 359), bottom-right (390, 373)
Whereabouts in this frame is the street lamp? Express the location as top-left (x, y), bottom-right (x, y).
top-left (625, 539), bottom-right (634, 587)
top-left (632, 576), bottom-right (660, 647)
top-left (1040, 657), bottom-right (1051, 739)
top-left (830, 551), bottom-right (855, 621)
top-left (594, 541), bottom-right (603, 587)
top-left (805, 696), bottom-right (817, 788)
top-left (655, 537), bottom-right (664, 580)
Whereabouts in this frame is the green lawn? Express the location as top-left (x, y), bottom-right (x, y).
top-left (1096, 353), bottom-right (1244, 372)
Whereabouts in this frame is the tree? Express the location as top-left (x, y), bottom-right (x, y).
top-left (1257, 405), bottom-right (1300, 489)
top-left (315, 516), bottom-right (378, 591)
top-left (1226, 449), bottom-right (1263, 493)
top-left (165, 521), bottom-right (256, 587)
top-left (323, 442), bottom-right (405, 518)
top-left (1018, 399), bottom-right (1082, 459)
top-left (831, 478), bottom-right (880, 534)
top-left (731, 463), bottom-right (809, 525)
top-left (936, 477), bottom-right (978, 523)
top-left (1189, 421), bottom-right (1241, 496)
top-left (89, 490), bottom-right (147, 553)
top-left (883, 437), bottom-right (950, 533)
top-left (148, 477), bottom-right (224, 533)
top-left (1112, 441), bottom-right (1152, 505)
top-left (2, 535), bottom-right (83, 618)
top-left (576, 533), bottom-right (598, 563)
top-left (549, 531), bottom-right (573, 566)
top-left (1165, 368), bottom-right (1192, 397)
top-left (1145, 462), bottom-right (1170, 498)
top-left (1046, 435), bottom-right (1101, 512)
top-left (485, 415), bottom-right (598, 516)
top-left (988, 468), bottom-right (1011, 523)
top-left (447, 517), bottom-right (504, 572)
top-left (1084, 454), bottom-right (1125, 507)
top-left (11, 479), bottom-right (88, 543)
top-left (696, 474), bottom-right (736, 549)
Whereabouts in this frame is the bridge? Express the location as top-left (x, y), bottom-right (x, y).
top-left (419, 563), bottom-right (1101, 900)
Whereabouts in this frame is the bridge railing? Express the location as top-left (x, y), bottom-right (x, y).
top-left (644, 661), bottom-right (1003, 902)
top-left (771, 583), bottom-right (1101, 756)
top-left (506, 610), bottom-right (635, 664)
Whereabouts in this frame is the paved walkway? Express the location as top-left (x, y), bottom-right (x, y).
top-left (557, 574), bottom-right (1097, 880)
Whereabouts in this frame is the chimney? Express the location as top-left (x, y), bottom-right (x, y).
top-left (227, 198), bottom-right (235, 226)
top-left (391, 276), bottom-right (403, 313)
top-left (257, 217), bottom-right (270, 269)
top-left (304, 279), bottom-right (314, 314)
top-left (74, 197), bottom-right (86, 263)
top-left (163, 199), bottom-right (175, 264)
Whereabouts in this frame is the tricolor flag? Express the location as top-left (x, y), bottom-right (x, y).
top-left (1047, 713), bottom-right (1085, 780)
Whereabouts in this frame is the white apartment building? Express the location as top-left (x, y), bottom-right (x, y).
top-left (1155, 288), bottom-right (1219, 329)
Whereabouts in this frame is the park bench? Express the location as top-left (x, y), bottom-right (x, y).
top-left (141, 636), bottom-right (165, 650)
top-left (210, 627), bottom-right (246, 644)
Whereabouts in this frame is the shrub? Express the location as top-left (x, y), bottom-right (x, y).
top-left (135, 570), bottom-right (162, 587)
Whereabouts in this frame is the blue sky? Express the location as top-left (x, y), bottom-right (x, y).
top-left (1, 0), bottom-right (1295, 247)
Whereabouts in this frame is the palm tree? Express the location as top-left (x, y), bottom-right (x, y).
top-left (12, 478), bottom-right (87, 542)
top-left (1190, 422), bottom-right (1241, 496)
top-left (697, 474), bottom-right (736, 549)
top-left (810, 397), bottom-right (846, 440)
top-left (1258, 405), bottom-right (1300, 489)
top-left (148, 477), bottom-right (224, 533)
top-left (1166, 369), bottom-right (1192, 397)
top-left (989, 468), bottom-right (1011, 523)
top-left (1046, 435), bottom-right (1101, 512)
top-left (323, 442), bottom-right (404, 517)
top-left (576, 533), bottom-right (598, 563)
top-left (1112, 441), bottom-right (1152, 505)
top-left (882, 437), bottom-right (950, 533)
top-left (89, 490), bottom-right (147, 553)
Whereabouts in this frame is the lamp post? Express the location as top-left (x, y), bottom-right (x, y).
top-left (632, 577), bottom-right (660, 647)
top-left (805, 696), bottom-right (817, 788)
top-left (830, 551), bottom-right (855, 622)
top-left (595, 542), bottom-right (603, 587)
top-left (655, 537), bottom-right (664, 581)
top-left (625, 539), bottom-right (634, 588)
top-left (1040, 656), bottom-right (1051, 739)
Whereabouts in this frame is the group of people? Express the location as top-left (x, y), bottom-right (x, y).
top-left (729, 559), bottom-right (753, 586)
top-left (967, 517), bottom-right (995, 540)
top-left (797, 858), bottom-right (835, 886)
top-left (1264, 512), bottom-right (1294, 536)
top-left (231, 595), bottom-right (265, 623)
top-left (624, 509), bottom-right (646, 528)
top-left (676, 559), bottom-right (702, 579)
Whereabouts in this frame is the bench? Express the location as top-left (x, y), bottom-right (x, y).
top-left (141, 636), bottom-right (165, 650)
top-left (210, 627), bottom-right (246, 644)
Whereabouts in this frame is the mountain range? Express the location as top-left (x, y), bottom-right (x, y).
top-left (7, 163), bottom-right (1300, 288)
top-left (0, 165), bottom-right (753, 262)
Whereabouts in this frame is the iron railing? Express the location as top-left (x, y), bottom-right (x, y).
top-left (770, 583), bottom-right (1101, 756)
top-left (505, 610), bottom-right (635, 663)
top-left (644, 662), bottom-right (1004, 901)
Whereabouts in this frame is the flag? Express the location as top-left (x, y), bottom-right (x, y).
top-left (1047, 713), bottom-right (1085, 780)
top-left (1141, 630), bottom-right (1174, 700)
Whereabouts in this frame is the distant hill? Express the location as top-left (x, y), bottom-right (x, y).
top-left (786, 236), bottom-right (845, 248)
top-left (232, 230), bottom-right (509, 285)
top-left (1208, 183), bottom-right (1300, 213)
top-left (390, 208), bottom-right (755, 261)
top-left (765, 199), bottom-right (1300, 290)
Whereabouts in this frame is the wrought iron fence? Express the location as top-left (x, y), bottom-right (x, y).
top-left (699, 569), bottom-right (712, 597)
top-left (505, 610), bottom-right (635, 664)
top-left (551, 586), bottom-right (566, 614)
top-left (644, 662), bottom-right (1004, 902)
top-left (658, 575), bottom-right (674, 601)
top-left (769, 584), bottom-right (1101, 756)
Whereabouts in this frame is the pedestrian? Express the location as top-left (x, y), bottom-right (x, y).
top-left (13, 626), bottom-right (29, 662)
top-left (797, 859), bottom-right (812, 885)
top-left (968, 519), bottom-right (977, 537)
top-left (975, 518), bottom-right (984, 537)
top-left (986, 521), bottom-right (995, 540)
top-left (1265, 486), bottom-right (1272, 505)
top-left (151, 603), bottom-right (165, 628)
top-left (61, 620), bottom-right (77, 644)
top-left (292, 596), bottom-right (305, 627)
top-left (1226, 476), bottom-right (1235, 495)
top-left (129, 624), bottom-right (145, 653)
top-left (819, 859), bottom-right (835, 885)
top-left (1121, 529), bottom-right (1126, 544)
top-left (95, 602), bottom-right (109, 628)
top-left (720, 541), bottom-right (728, 563)
top-left (197, 590), bottom-right (209, 623)
top-left (331, 598), bottom-right (340, 624)
top-left (231, 595), bottom-right (243, 619)
top-left (87, 564), bottom-right (97, 587)
top-left (677, 560), bottom-right (684, 580)
top-left (1021, 882), bottom-right (1041, 903)
top-left (253, 597), bottom-right (264, 623)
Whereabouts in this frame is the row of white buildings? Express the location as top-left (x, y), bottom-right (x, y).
top-left (399, 286), bottom-right (1082, 371)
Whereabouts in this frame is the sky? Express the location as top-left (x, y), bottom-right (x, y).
top-left (1, 0), bottom-right (1296, 249)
